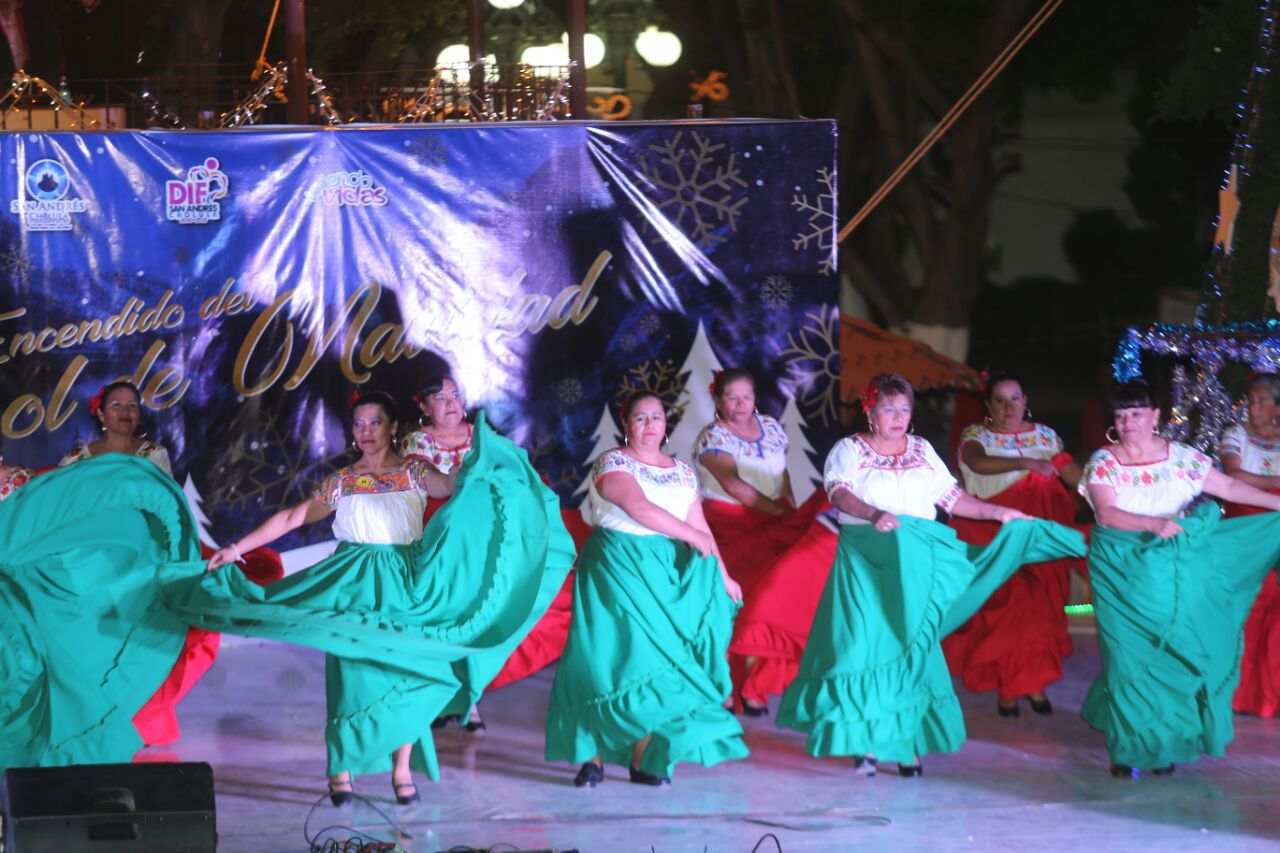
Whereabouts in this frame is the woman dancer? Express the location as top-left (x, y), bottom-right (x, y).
top-left (1219, 372), bottom-right (1280, 717)
top-left (944, 371), bottom-right (1083, 717)
top-left (59, 380), bottom-right (282, 746)
top-left (777, 373), bottom-right (1085, 777)
top-left (59, 381), bottom-right (172, 474)
top-left (179, 389), bottom-right (573, 802)
top-left (404, 374), bottom-right (582, 726)
top-left (546, 391), bottom-right (747, 787)
top-left (1081, 379), bottom-right (1280, 775)
top-left (694, 367), bottom-right (831, 715)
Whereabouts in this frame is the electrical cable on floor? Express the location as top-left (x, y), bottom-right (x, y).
top-left (303, 791), bottom-right (413, 853)
top-left (749, 833), bottom-right (784, 853)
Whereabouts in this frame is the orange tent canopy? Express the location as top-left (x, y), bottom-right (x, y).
top-left (840, 314), bottom-right (981, 407)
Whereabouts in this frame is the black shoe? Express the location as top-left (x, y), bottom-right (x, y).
top-left (392, 780), bottom-right (420, 805)
top-left (574, 761), bottom-right (604, 788)
top-left (327, 778), bottom-right (353, 807)
top-left (898, 763), bottom-right (923, 778)
top-left (740, 696), bottom-right (769, 718)
top-left (431, 714), bottom-right (459, 730)
top-left (629, 764), bottom-right (671, 786)
top-left (997, 699), bottom-right (1020, 718)
top-left (1151, 764), bottom-right (1175, 776)
top-left (1110, 764), bottom-right (1137, 778)
top-left (1027, 695), bottom-right (1053, 716)
top-left (853, 756), bottom-right (877, 777)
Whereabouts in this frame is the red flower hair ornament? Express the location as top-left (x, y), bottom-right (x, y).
top-left (708, 369), bottom-right (725, 396)
top-left (978, 369), bottom-right (990, 394)
top-left (87, 386), bottom-right (107, 417)
top-left (412, 392), bottom-right (424, 405)
top-left (349, 390), bottom-right (361, 410)
top-left (860, 381), bottom-right (879, 414)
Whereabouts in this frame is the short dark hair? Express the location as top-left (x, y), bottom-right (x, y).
top-left (417, 373), bottom-right (454, 401)
top-left (1248, 372), bottom-right (1280, 404)
top-left (619, 390), bottom-right (663, 422)
top-left (1110, 379), bottom-right (1157, 411)
top-left (351, 389), bottom-right (398, 424)
top-left (983, 370), bottom-right (1024, 403)
top-left (711, 367), bottom-right (755, 398)
top-left (862, 372), bottom-right (914, 410)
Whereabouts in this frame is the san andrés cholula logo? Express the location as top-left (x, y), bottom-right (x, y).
top-left (10, 159), bottom-right (89, 231)
top-left (166, 157), bottom-right (229, 225)
top-left (305, 170), bottom-right (389, 207)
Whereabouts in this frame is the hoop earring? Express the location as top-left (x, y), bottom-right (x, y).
top-left (1024, 407), bottom-right (1034, 422)
top-left (1105, 427), bottom-right (1119, 444)
top-left (419, 415), bottom-right (428, 427)
top-left (868, 421), bottom-right (877, 435)
top-left (623, 433), bottom-right (629, 446)
top-left (908, 422), bottom-right (915, 434)
top-left (983, 415), bottom-right (993, 427)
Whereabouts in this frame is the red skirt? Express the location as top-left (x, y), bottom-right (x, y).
top-left (1225, 495), bottom-right (1280, 717)
top-left (941, 472), bottom-right (1080, 699)
top-left (132, 544), bottom-right (283, 746)
top-left (708, 492), bottom-right (835, 706)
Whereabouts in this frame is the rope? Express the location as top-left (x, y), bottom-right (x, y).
top-left (837, 0), bottom-right (1067, 243)
top-left (253, 0), bottom-right (283, 80)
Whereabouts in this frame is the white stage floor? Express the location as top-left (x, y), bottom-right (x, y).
top-left (151, 626), bottom-right (1280, 852)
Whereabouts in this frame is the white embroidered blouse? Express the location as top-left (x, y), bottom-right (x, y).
top-left (58, 440), bottom-right (173, 477)
top-left (1079, 441), bottom-right (1212, 520)
top-left (958, 422), bottom-right (1065, 499)
top-left (824, 435), bottom-right (962, 525)
top-left (588, 448), bottom-right (700, 536)
top-left (694, 415), bottom-right (789, 505)
top-left (0, 465), bottom-right (33, 502)
top-left (311, 461), bottom-right (439, 545)
top-left (1218, 423), bottom-right (1280, 479)
top-left (402, 424), bottom-right (473, 475)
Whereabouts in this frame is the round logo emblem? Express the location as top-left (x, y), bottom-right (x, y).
top-left (25, 159), bottom-right (70, 201)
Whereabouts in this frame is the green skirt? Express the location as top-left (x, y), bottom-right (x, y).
top-left (0, 455), bottom-right (204, 772)
top-left (776, 517), bottom-right (1085, 763)
top-left (162, 412), bottom-right (575, 779)
top-left (545, 528), bottom-right (748, 778)
top-left (1082, 501), bottom-right (1280, 769)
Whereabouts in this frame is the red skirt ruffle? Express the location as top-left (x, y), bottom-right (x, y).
top-left (1225, 495), bottom-right (1280, 717)
top-left (708, 492), bottom-right (836, 706)
top-left (941, 472), bottom-right (1080, 699)
top-left (132, 544), bottom-right (284, 746)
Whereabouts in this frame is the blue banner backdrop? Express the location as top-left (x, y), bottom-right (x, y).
top-left (0, 120), bottom-right (839, 554)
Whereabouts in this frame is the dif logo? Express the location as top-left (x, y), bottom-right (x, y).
top-left (10, 158), bottom-right (89, 231)
top-left (166, 157), bottom-right (229, 225)
top-left (306, 170), bottom-right (389, 207)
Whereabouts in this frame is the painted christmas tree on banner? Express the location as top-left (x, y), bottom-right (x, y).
top-left (666, 320), bottom-right (724, 460)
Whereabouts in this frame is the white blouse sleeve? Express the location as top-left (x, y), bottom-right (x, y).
top-left (921, 440), bottom-right (962, 511)
top-left (823, 437), bottom-right (861, 500)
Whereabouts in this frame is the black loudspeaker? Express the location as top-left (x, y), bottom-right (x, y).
top-left (0, 762), bottom-right (216, 853)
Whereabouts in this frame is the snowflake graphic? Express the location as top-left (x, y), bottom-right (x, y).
top-left (792, 167), bottom-right (837, 276)
top-left (526, 436), bottom-right (579, 492)
top-left (0, 244), bottom-right (33, 284)
top-left (558, 378), bottom-right (584, 405)
top-left (407, 134), bottom-right (447, 167)
top-left (638, 313), bottom-right (661, 335)
top-left (778, 307), bottom-right (840, 426)
top-left (215, 406), bottom-right (350, 517)
top-left (618, 359), bottom-right (687, 422)
top-left (639, 131), bottom-right (749, 251)
top-left (761, 274), bottom-right (793, 308)
top-left (618, 333), bottom-right (639, 352)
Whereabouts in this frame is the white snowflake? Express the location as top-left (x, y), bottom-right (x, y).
top-left (792, 167), bottom-right (837, 276)
top-left (558, 378), bottom-right (584, 405)
top-left (618, 333), bottom-right (639, 352)
top-left (640, 131), bottom-right (749, 251)
top-left (761, 274), bottom-right (793, 307)
top-left (638, 313), bottom-right (661, 335)
top-left (0, 244), bottom-right (33, 284)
